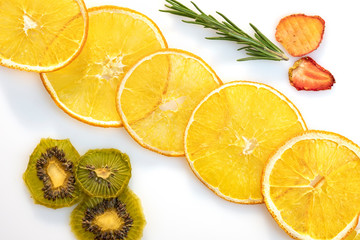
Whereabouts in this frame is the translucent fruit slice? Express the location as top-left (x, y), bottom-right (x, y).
top-left (70, 188), bottom-right (146, 240)
top-left (184, 81), bottom-right (306, 203)
top-left (41, 6), bottom-right (167, 127)
top-left (263, 130), bottom-right (360, 240)
top-left (275, 14), bottom-right (325, 57)
top-left (75, 149), bottom-right (131, 198)
top-left (0, 0), bottom-right (88, 72)
top-left (117, 49), bottom-right (222, 156)
top-left (23, 138), bottom-right (82, 209)
top-left (289, 56), bottom-right (335, 91)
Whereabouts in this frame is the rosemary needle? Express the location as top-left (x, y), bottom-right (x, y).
top-left (161, 0), bottom-right (288, 61)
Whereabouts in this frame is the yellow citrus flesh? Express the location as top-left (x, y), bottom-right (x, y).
top-left (41, 6), bottom-right (167, 127)
top-left (345, 230), bottom-right (360, 240)
top-left (0, 0), bottom-right (88, 72)
top-left (117, 49), bottom-right (222, 156)
top-left (185, 81), bottom-right (306, 203)
top-left (263, 131), bottom-right (360, 240)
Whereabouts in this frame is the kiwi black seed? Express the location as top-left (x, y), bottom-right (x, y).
top-left (23, 138), bottom-right (82, 209)
top-left (75, 149), bottom-right (131, 198)
top-left (70, 188), bottom-right (146, 240)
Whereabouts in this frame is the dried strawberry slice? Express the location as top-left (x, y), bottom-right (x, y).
top-left (289, 57), bottom-right (335, 91)
top-left (276, 14), bottom-right (325, 57)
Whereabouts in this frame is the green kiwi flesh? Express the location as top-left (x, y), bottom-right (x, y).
top-left (75, 149), bottom-right (131, 198)
top-left (23, 138), bottom-right (82, 209)
top-left (70, 188), bottom-right (146, 240)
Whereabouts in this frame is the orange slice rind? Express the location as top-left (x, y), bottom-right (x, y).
top-left (275, 14), bottom-right (325, 57)
top-left (116, 48), bottom-right (222, 156)
top-left (0, 0), bottom-right (88, 72)
top-left (263, 130), bottom-right (360, 240)
top-left (184, 81), bottom-right (306, 203)
top-left (41, 6), bottom-right (167, 127)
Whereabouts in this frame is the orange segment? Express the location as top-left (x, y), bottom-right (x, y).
top-left (117, 49), bottom-right (222, 156)
top-left (345, 230), bottom-right (360, 240)
top-left (41, 6), bottom-right (167, 127)
top-left (263, 130), bottom-right (360, 240)
top-left (185, 81), bottom-right (306, 203)
top-left (0, 0), bottom-right (88, 72)
top-left (275, 14), bottom-right (325, 57)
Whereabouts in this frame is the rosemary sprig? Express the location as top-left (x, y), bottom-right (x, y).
top-left (161, 0), bottom-right (288, 61)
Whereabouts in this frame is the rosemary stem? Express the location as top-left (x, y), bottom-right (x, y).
top-left (161, 0), bottom-right (288, 61)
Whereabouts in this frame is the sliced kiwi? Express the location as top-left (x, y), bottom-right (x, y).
top-left (70, 188), bottom-right (146, 240)
top-left (23, 138), bottom-right (82, 209)
top-left (75, 149), bottom-right (131, 198)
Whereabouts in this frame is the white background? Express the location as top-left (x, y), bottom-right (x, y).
top-left (1, 0), bottom-right (359, 239)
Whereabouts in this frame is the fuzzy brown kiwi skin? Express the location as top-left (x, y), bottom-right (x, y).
top-left (75, 149), bottom-right (132, 198)
top-left (23, 138), bottom-right (83, 209)
top-left (70, 188), bottom-right (146, 240)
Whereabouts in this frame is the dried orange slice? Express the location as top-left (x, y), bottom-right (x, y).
top-left (0, 0), bottom-right (88, 72)
top-left (184, 81), bottom-right (306, 203)
top-left (275, 14), bottom-right (325, 57)
top-left (263, 130), bottom-right (360, 240)
top-left (41, 6), bottom-right (167, 127)
top-left (116, 49), bottom-right (222, 156)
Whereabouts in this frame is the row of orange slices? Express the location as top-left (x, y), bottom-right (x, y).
top-left (2, 1), bottom-right (360, 240)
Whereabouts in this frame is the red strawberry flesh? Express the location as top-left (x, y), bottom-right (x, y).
top-left (289, 57), bottom-right (335, 91)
